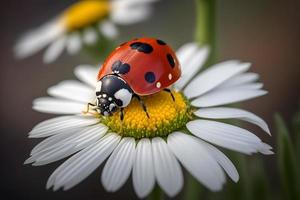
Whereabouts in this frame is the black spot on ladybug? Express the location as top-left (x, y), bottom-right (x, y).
top-left (119, 63), bottom-right (130, 74)
top-left (130, 42), bottom-right (153, 54)
top-left (112, 60), bottom-right (121, 70)
top-left (112, 60), bottom-right (131, 75)
top-left (167, 54), bottom-right (175, 68)
top-left (144, 72), bottom-right (156, 83)
top-left (157, 39), bottom-right (166, 45)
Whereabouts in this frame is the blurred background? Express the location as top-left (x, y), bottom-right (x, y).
top-left (0, 0), bottom-right (299, 199)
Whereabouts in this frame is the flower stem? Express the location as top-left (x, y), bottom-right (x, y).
top-left (184, 174), bottom-right (203, 200)
top-left (147, 185), bottom-right (163, 200)
top-left (195, 0), bottom-right (216, 67)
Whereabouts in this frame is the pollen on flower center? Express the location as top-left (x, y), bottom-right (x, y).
top-left (61, 0), bottom-right (110, 31)
top-left (100, 91), bottom-right (191, 139)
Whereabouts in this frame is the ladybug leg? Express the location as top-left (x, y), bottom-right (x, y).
top-left (120, 108), bottom-right (124, 121)
top-left (83, 103), bottom-right (97, 114)
top-left (163, 88), bottom-right (175, 101)
top-left (133, 94), bottom-right (150, 118)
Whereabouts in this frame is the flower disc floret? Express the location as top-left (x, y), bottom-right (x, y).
top-left (101, 91), bottom-right (191, 139)
top-left (61, 0), bottom-right (110, 31)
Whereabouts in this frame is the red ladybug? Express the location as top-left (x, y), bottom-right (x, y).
top-left (89, 38), bottom-right (181, 120)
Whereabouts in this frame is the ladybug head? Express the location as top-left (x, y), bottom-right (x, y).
top-left (95, 75), bottom-right (133, 116)
top-left (96, 97), bottom-right (117, 116)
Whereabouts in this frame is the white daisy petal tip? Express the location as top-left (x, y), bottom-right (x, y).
top-left (74, 64), bottom-right (98, 87)
top-left (133, 138), bottom-right (155, 198)
top-left (66, 32), bottom-right (82, 55)
top-left (151, 137), bottom-right (183, 197)
top-left (194, 107), bottom-right (272, 135)
top-left (14, 19), bottom-right (65, 59)
top-left (99, 21), bottom-right (119, 39)
top-left (32, 97), bottom-right (86, 114)
top-left (183, 60), bottom-right (251, 99)
top-left (191, 89), bottom-right (268, 108)
top-left (174, 44), bottom-right (210, 91)
top-left (82, 27), bottom-right (99, 45)
top-left (101, 137), bottom-right (136, 192)
top-left (24, 157), bottom-right (34, 165)
top-left (43, 36), bottom-right (67, 64)
top-left (46, 133), bottom-right (121, 191)
top-left (167, 132), bottom-right (226, 192)
top-left (258, 143), bottom-right (274, 155)
top-left (186, 120), bottom-right (272, 155)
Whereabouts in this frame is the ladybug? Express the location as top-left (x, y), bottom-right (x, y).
top-left (88, 38), bottom-right (181, 120)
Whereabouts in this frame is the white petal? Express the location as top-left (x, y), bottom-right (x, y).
top-left (47, 80), bottom-right (95, 103)
top-left (30, 129), bottom-right (76, 155)
top-left (112, 0), bottom-right (159, 6)
top-left (187, 119), bottom-right (272, 155)
top-left (133, 138), bottom-right (155, 198)
top-left (99, 20), bottom-right (119, 39)
top-left (111, 4), bottom-right (152, 25)
top-left (82, 27), bottom-right (98, 45)
top-left (47, 133), bottom-right (121, 191)
top-left (176, 43), bottom-right (198, 65)
top-left (33, 97), bottom-right (86, 114)
top-left (14, 19), bottom-right (65, 58)
top-left (231, 83), bottom-right (263, 90)
top-left (152, 137), bottom-right (183, 197)
top-left (200, 141), bottom-right (239, 182)
top-left (174, 46), bottom-right (209, 91)
top-left (43, 36), bottom-right (67, 63)
top-left (29, 115), bottom-right (99, 138)
top-left (194, 107), bottom-right (270, 135)
top-left (26, 144), bottom-right (76, 166)
top-left (101, 137), bottom-right (136, 192)
top-left (184, 61), bottom-right (250, 98)
top-left (191, 88), bottom-right (267, 107)
top-left (30, 123), bottom-right (106, 155)
top-left (27, 124), bottom-right (108, 165)
top-left (218, 72), bottom-right (259, 89)
top-left (66, 32), bottom-right (82, 55)
top-left (74, 65), bottom-right (98, 87)
top-left (167, 132), bottom-right (225, 191)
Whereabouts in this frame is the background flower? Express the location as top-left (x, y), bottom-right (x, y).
top-left (14, 0), bottom-right (158, 63)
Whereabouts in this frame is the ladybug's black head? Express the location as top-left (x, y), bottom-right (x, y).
top-left (95, 74), bottom-right (133, 116)
top-left (96, 97), bottom-right (117, 116)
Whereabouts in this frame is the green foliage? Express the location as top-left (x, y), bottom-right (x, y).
top-left (184, 174), bottom-right (203, 200)
top-left (147, 185), bottom-right (163, 200)
top-left (292, 110), bottom-right (300, 154)
top-left (250, 158), bottom-right (270, 200)
top-left (275, 114), bottom-right (300, 200)
top-left (83, 35), bottom-right (116, 63)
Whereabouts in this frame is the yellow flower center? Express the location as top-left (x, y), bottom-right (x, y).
top-left (60, 0), bottom-right (110, 31)
top-left (100, 91), bottom-right (192, 139)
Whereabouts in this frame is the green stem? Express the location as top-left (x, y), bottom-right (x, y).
top-left (195, 0), bottom-right (216, 67)
top-left (184, 174), bottom-right (203, 200)
top-left (147, 185), bottom-right (163, 200)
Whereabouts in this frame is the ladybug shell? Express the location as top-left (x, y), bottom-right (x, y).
top-left (97, 38), bottom-right (181, 96)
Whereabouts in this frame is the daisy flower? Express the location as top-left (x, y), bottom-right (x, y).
top-left (25, 42), bottom-right (273, 198)
top-left (14, 0), bottom-right (158, 63)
